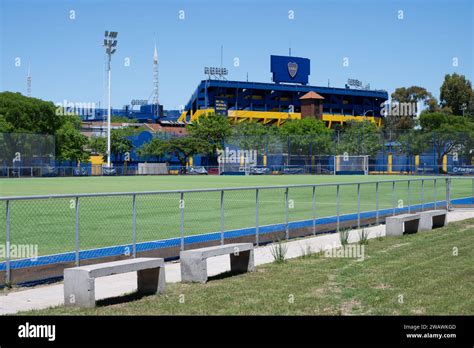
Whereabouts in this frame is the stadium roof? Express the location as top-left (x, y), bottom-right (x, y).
top-left (300, 91), bottom-right (324, 100)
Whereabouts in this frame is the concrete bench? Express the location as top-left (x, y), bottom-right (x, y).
top-left (386, 213), bottom-right (420, 236)
top-left (64, 257), bottom-right (165, 308)
top-left (419, 210), bottom-right (447, 231)
top-left (180, 243), bottom-right (255, 283)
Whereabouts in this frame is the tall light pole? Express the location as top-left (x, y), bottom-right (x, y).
top-left (103, 31), bottom-right (118, 167)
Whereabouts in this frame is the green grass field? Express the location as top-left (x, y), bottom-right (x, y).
top-left (0, 175), bottom-right (470, 258)
top-left (24, 218), bottom-right (474, 315)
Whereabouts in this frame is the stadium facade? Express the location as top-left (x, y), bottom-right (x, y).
top-left (81, 54), bottom-right (389, 128)
top-left (178, 55), bottom-right (388, 128)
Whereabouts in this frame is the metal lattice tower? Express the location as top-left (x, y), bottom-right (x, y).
top-left (26, 64), bottom-right (32, 97)
top-left (153, 43), bottom-right (159, 116)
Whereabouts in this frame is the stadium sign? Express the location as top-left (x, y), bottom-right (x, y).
top-left (214, 98), bottom-right (228, 116)
top-left (450, 166), bottom-right (474, 175)
top-left (131, 99), bottom-right (148, 106)
top-left (271, 55), bottom-right (310, 85)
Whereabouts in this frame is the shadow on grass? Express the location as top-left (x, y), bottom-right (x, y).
top-left (95, 292), bottom-right (150, 307)
top-left (207, 270), bottom-right (248, 282)
top-left (94, 270), bottom-right (247, 306)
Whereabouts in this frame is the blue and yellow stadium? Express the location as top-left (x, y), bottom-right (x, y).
top-left (178, 55), bottom-right (389, 128)
top-left (81, 54), bottom-right (388, 128)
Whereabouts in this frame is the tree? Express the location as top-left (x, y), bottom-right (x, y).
top-left (137, 137), bottom-right (166, 161)
top-left (0, 92), bottom-right (89, 164)
top-left (0, 92), bottom-right (62, 134)
top-left (396, 130), bottom-right (430, 173)
top-left (186, 113), bottom-right (232, 163)
top-left (158, 137), bottom-right (213, 167)
top-left (337, 120), bottom-right (382, 157)
top-left (56, 115), bottom-right (89, 163)
top-left (440, 73), bottom-right (473, 116)
top-left (463, 90), bottom-right (474, 121)
top-left (385, 86), bottom-right (438, 132)
top-left (419, 112), bottom-right (474, 172)
top-left (279, 118), bottom-right (333, 161)
top-left (230, 122), bottom-right (271, 150)
top-left (89, 129), bottom-right (133, 162)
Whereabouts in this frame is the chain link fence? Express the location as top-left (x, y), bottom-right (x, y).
top-left (0, 176), bottom-right (473, 285)
top-left (1, 131), bottom-right (473, 177)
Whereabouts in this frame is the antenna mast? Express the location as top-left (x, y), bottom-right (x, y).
top-left (153, 42), bottom-right (159, 118)
top-left (27, 64), bottom-right (32, 97)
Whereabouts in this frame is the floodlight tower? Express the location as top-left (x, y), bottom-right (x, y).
top-left (103, 30), bottom-right (118, 167)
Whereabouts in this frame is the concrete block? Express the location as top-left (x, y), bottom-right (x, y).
top-left (64, 269), bottom-right (95, 308)
top-left (386, 214), bottom-right (420, 236)
top-left (180, 243), bottom-right (255, 283)
top-left (63, 257), bottom-right (165, 308)
top-left (419, 210), bottom-right (447, 231)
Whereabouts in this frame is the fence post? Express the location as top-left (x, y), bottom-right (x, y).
top-left (407, 180), bottom-right (411, 213)
top-left (220, 190), bottom-right (224, 245)
top-left (256, 189), bottom-right (259, 246)
top-left (312, 186), bottom-right (316, 235)
top-left (75, 196), bottom-right (80, 266)
top-left (445, 177), bottom-right (451, 211)
top-left (132, 194), bottom-right (137, 258)
top-left (375, 182), bottom-right (379, 225)
top-left (180, 192), bottom-right (185, 250)
top-left (434, 179), bottom-right (437, 210)
top-left (336, 184), bottom-right (340, 232)
top-left (285, 187), bottom-right (289, 240)
top-left (421, 179), bottom-right (424, 211)
top-left (5, 200), bottom-right (11, 286)
top-left (357, 183), bottom-right (361, 229)
top-left (392, 181), bottom-right (396, 216)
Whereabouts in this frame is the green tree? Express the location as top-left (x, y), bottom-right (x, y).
top-left (89, 129), bottom-right (133, 162)
top-left (137, 137), bottom-right (166, 161)
top-left (0, 92), bottom-right (89, 163)
top-left (0, 92), bottom-right (62, 134)
top-left (228, 122), bottom-right (283, 156)
top-left (386, 86), bottom-right (438, 132)
top-left (419, 112), bottom-right (474, 172)
top-left (158, 137), bottom-right (213, 167)
top-left (186, 113), bottom-right (232, 162)
top-left (56, 115), bottom-right (89, 163)
top-left (440, 73), bottom-right (473, 116)
top-left (279, 118), bottom-right (333, 161)
top-left (337, 121), bottom-right (382, 157)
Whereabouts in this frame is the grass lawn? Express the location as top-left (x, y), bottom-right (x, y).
top-left (0, 175), bottom-right (470, 258)
top-left (25, 218), bottom-right (474, 315)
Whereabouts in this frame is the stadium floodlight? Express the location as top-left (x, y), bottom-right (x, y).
top-left (103, 30), bottom-right (118, 167)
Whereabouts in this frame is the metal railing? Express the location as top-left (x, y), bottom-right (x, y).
top-left (1, 176), bottom-right (473, 285)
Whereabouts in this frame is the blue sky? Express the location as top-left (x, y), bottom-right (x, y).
top-left (1, 0), bottom-right (472, 110)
